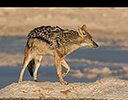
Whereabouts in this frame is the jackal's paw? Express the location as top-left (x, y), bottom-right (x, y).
top-left (34, 80), bottom-right (38, 82)
top-left (61, 81), bottom-right (69, 85)
top-left (18, 80), bottom-right (22, 83)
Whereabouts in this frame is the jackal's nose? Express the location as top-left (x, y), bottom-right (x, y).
top-left (95, 44), bottom-right (99, 48)
top-left (92, 42), bottom-right (99, 48)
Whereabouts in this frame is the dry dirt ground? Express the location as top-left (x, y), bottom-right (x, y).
top-left (0, 77), bottom-right (128, 99)
top-left (0, 7), bottom-right (128, 50)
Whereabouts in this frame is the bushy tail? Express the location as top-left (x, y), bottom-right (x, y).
top-left (27, 59), bottom-right (35, 77)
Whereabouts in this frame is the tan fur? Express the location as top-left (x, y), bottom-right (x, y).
top-left (81, 24), bottom-right (87, 31)
top-left (18, 45), bottom-right (31, 82)
top-left (77, 36), bottom-right (84, 41)
top-left (18, 24), bottom-right (98, 85)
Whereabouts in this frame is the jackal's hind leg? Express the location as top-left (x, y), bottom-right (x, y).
top-left (61, 59), bottom-right (70, 78)
top-left (18, 55), bottom-right (31, 82)
top-left (34, 55), bottom-right (43, 82)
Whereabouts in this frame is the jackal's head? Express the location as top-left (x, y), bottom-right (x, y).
top-left (77, 24), bottom-right (98, 48)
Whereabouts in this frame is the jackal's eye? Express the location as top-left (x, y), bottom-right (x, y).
top-left (81, 30), bottom-right (87, 36)
top-left (90, 39), bottom-right (93, 42)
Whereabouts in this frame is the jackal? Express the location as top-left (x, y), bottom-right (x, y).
top-left (18, 24), bottom-right (98, 85)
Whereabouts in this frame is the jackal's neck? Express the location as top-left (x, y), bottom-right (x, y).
top-left (56, 43), bottom-right (81, 58)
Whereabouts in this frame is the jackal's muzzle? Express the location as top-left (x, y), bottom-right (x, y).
top-left (92, 41), bottom-right (99, 48)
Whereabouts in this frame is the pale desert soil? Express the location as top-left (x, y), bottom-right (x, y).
top-left (0, 77), bottom-right (128, 99)
top-left (0, 7), bottom-right (128, 50)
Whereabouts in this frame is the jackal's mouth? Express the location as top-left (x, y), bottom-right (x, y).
top-left (92, 44), bottom-right (99, 48)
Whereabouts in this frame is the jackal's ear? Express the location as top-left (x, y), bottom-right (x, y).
top-left (78, 26), bottom-right (87, 37)
top-left (81, 24), bottom-right (87, 31)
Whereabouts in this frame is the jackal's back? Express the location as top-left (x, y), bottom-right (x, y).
top-left (28, 26), bottom-right (63, 39)
top-left (27, 26), bottom-right (79, 48)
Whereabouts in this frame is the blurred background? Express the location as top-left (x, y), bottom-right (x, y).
top-left (0, 7), bottom-right (128, 89)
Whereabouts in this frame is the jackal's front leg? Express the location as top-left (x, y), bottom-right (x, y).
top-left (55, 52), bottom-right (68, 85)
top-left (61, 59), bottom-right (70, 78)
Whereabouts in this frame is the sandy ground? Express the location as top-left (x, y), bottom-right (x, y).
top-left (0, 77), bottom-right (128, 99)
top-left (0, 7), bottom-right (128, 50)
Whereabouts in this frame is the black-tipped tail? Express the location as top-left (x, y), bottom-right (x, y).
top-left (27, 59), bottom-right (35, 77)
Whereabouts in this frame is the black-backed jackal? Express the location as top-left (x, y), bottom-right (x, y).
top-left (18, 24), bottom-right (98, 85)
